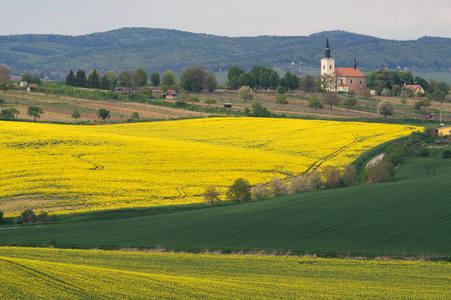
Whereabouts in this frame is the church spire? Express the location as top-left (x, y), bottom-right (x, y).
top-left (325, 36), bottom-right (331, 58)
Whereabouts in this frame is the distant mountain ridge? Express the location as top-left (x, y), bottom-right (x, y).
top-left (1, 27), bottom-right (450, 80)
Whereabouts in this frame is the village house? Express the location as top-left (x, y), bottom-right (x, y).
top-left (321, 37), bottom-right (366, 94)
top-left (27, 83), bottom-right (38, 92)
top-left (403, 84), bottom-right (425, 96)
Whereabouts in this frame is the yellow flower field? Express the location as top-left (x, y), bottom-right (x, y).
top-left (0, 247), bottom-right (449, 299)
top-left (0, 118), bottom-right (420, 215)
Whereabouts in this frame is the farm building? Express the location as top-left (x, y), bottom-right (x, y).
top-left (438, 125), bottom-right (451, 136)
top-left (321, 37), bottom-right (366, 94)
top-left (162, 90), bottom-right (177, 99)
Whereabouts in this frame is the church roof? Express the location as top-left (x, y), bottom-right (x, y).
top-left (335, 68), bottom-right (365, 77)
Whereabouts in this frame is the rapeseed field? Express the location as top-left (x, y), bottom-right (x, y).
top-left (0, 118), bottom-right (419, 215)
top-left (0, 247), bottom-right (449, 299)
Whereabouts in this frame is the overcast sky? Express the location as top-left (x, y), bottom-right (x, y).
top-left (0, 0), bottom-right (449, 40)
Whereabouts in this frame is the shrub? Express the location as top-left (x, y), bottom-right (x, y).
top-left (175, 100), bottom-right (188, 108)
top-left (320, 165), bottom-right (342, 189)
top-left (289, 175), bottom-right (309, 193)
top-left (418, 148), bottom-right (430, 157)
top-left (442, 149), bottom-right (451, 158)
top-left (361, 161), bottom-right (392, 184)
top-left (307, 170), bottom-right (323, 191)
top-left (37, 212), bottom-right (52, 222)
top-left (226, 178), bottom-right (251, 204)
top-left (268, 176), bottom-right (288, 197)
top-left (19, 209), bottom-right (37, 224)
top-left (251, 183), bottom-right (269, 201)
top-left (0, 210), bottom-right (3, 224)
top-left (342, 166), bottom-right (358, 187)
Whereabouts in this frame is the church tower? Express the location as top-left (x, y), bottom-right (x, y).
top-left (321, 36), bottom-right (335, 76)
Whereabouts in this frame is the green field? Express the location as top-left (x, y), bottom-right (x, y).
top-left (0, 247), bottom-right (449, 299)
top-left (2, 158), bottom-right (450, 257)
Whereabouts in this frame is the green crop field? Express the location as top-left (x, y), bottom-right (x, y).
top-left (0, 247), bottom-right (449, 299)
top-left (2, 158), bottom-right (450, 257)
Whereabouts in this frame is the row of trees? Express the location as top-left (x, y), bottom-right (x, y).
top-left (367, 69), bottom-right (450, 97)
top-left (226, 64), bottom-right (315, 91)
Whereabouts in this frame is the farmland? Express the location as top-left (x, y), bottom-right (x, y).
top-left (0, 247), bottom-right (449, 299)
top-left (0, 118), bottom-right (419, 216)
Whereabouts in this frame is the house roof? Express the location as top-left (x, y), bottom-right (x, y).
top-left (335, 68), bottom-right (365, 77)
top-left (28, 84), bottom-right (38, 88)
top-left (438, 125), bottom-right (451, 129)
top-left (404, 85), bottom-right (422, 92)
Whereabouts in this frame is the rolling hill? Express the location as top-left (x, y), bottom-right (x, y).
top-left (1, 28), bottom-right (450, 80)
top-left (2, 157), bottom-right (450, 257)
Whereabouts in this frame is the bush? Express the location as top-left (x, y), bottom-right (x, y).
top-left (443, 149), bottom-right (451, 158)
top-left (308, 170), bottom-right (323, 191)
top-left (202, 186), bottom-right (221, 208)
top-left (361, 161), bottom-right (393, 184)
top-left (175, 100), bottom-right (188, 108)
top-left (251, 183), bottom-right (269, 201)
top-left (320, 165), bottom-right (342, 189)
top-left (268, 176), bottom-right (288, 197)
top-left (19, 209), bottom-right (37, 224)
top-left (0, 210), bottom-right (3, 224)
top-left (342, 166), bottom-right (358, 187)
top-left (289, 175), bottom-right (309, 193)
top-left (37, 212), bottom-right (53, 222)
top-left (418, 148), bottom-right (430, 157)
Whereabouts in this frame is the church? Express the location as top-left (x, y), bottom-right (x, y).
top-left (321, 37), bottom-right (366, 94)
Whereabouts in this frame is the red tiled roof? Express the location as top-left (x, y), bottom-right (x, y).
top-left (404, 85), bottom-right (422, 92)
top-left (335, 68), bottom-right (365, 77)
top-left (28, 84), bottom-right (38, 88)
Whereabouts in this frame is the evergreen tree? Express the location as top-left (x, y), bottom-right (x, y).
top-left (74, 69), bottom-right (87, 87)
top-left (100, 74), bottom-right (110, 90)
top-left (65, 69), bottom-right (75, 86)
top-left (87, 69), bottom-right (101, 89)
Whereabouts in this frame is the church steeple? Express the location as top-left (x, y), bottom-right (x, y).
top-left (325, 36), bottom-right (331, 58)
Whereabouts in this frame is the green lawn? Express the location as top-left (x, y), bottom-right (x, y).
top-left (1, 158), bottom-right (450, 257)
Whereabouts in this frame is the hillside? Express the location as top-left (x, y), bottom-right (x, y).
top-left (1, 28), bottom-right (450, 80)
top-left (2, 158), bottom-right (450, 257)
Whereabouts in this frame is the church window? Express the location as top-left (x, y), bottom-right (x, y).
top-left (350, 79), bottom-right (353, 84)
top-left (329, 65), bottom-right (332, 69)
top-left (360, 80), bottom-right (362, 85)
top-left (323, 65), bottom-right (325, 69)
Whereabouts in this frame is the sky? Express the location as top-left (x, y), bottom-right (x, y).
top-left (0, 0), bottom-right (449, 40)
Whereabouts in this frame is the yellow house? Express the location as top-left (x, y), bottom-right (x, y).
top-left (438, 125), bottom-right (451, 136)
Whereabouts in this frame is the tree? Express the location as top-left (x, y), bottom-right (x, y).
top-left (283, 72), bottom-right (299, 90)
top-left (104, 71), bottom-right (118, 90)
top-left (320, 165), bottom-right (342, 189)
top-left (119, 69), bottom-right (135, 99)
top-left (342, 165), bottom-right (358, 187)
top-left (71, 110), bottom-right (81, 123)
top-left (204, 97), bottom-right (216, 106)
top-left (238, 86), bottom-right (254, 102)
top-left (204, 71), bottom-right (217, 92)
top-left (275, 94), bottom-right (288, 106)
top-left (276, 85), bottom-right (285, 94)
top-left (27, 106), bottom-right (44, 122)
top-left (251, 183), bottom-right (269, 201)
top-left (269, 176), bottom-right (288, 197)
top-left (343, 97), bottom-right (357, 109)
top-left (74, 69), bottom-right (87, 87)
top-left (98, 108), bottom-right (111, 120)
top-left (413, 99), bottom-right (431, 117)
top-left (289, 175), bottom-right (309, 193)
top-left (429, 90), bottom-right (447, 123)
top-left (0, 210), bottom-right (3, 224)
top-left (259, 72), bottom-right (270, 89)
top-left (361, 161), bottom-right (392, 184)
top-left (308, 97), bottom-right (323, 111)
top-left (100, 74), bottom-right (110, 90)
top-left (202, 186), bottom-right (220, 207)
top-left (150, 72), bottom-right (160, 87)
top-left (132, 111), bottom-right (140, 120)
top-left (319, 73), bottom-right (333, 91)
top-left (323, 91), bottom-right (340, 120)
top-left (307, 170), bottom-right (323, 191)
top-left (226, 178), bottom-right (251, 204)
top-left (0, 109), bottom-right (13, 120)
top-left (9, 108), bottom-right (20, 119)
top-left (65, 69), bottom-right (76, 86)
top-left (227, 65), bottom-right (244, 87)
top-left (0, 65), bottom-right (11, 83)
top-left (269, 71), bottom-right (279, 89)
top-left (87, 69), bottom-right (101, 89)
top-left (303, 75), bottom-right (316, 92)
top-left (378, 101), bottom-right (394, 118)
top-left (362, 89), bottom-right (372, 98)
top-left (179, 65), bottom-right (207, 92)
top-left (134, 67), bottom-right (148, 87)
top-left (161, 70), bottom-right (177, 87)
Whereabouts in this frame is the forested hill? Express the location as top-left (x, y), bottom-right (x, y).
top-left (1, 27), bottom-right (450, 80)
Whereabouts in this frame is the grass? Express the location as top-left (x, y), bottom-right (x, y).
top-left (1, 247), bottom-right (449, 299)
top-left (1, 157), bottom-right (450, 258)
